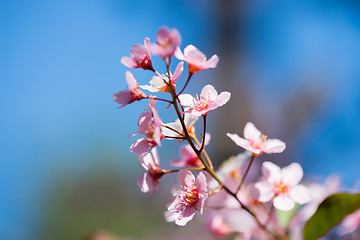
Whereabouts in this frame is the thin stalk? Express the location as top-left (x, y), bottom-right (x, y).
top-left (177, 72), bottom-right (193, 96)
top-left (236, 154), bottom-right (256, 193)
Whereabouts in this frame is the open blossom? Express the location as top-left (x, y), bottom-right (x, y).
top-left (165, 170), bottom-right (208, 226)
top-left (140, 61), bottom-right (183, 93)
top-left (113, 71), bottom-right (146, 108)
top-left (121, 38), bottom-right (154, 71)
top-left (253, 161), bottom-right (311, 211)
top-left (161, 113), bottom-right (198, 139)
top-left (136, 148), bottom-right (163, 197)
top-left (227, 122), bottom-right (286, 155)
top-left (130, 99), bottom-right (162, 154)
top-left (175, 45), bottom-right (219, 73)
top-left (171, 133), bottom-right (211, 167)
top-left (148, 26), bottom-right (181, 58)
top-left (178, 85), bottom-right (231, 116)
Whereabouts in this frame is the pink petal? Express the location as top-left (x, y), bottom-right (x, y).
top-left (184, 45), bottom-right (205, 65)
top-left (150, 147), bottom-right (160, 166)
top-left (125, 71), bottom-right (137, 90)
top-left (254, 181), bottom-right (274, 202)
top-left (178, 94), bottom-right (195, 107)
top-left (113, 91), bottom-right (131, 106)
top-left (243, 122), bottom-right (262, 141)
top-left (174, 46), bottom-right (185, 60)
top-left (179, 145), bottom-right (196, 162)
top-left (176, 207), bottom-right (196, 226)
top-left (136, 173), bottom-right (155, 195)
top-left (172, 61), bottom-right (184, 81)
top-left (290, 185), bottom-right (311, 204)
top-left (130, 44), bottom-right (148, 59)
top-left (130, 138), bottom-right (149, 154)
top-left (197, 193), bottom-right (208, 214)
top-left (143, 37), bottom-right (150, 49)
top-left (211, 91), bottom-right (231, 110)
top-left (178, 169), bottom-right (195, 187)
top-left (169, 28), bottom-right (181, 45)
top-left (262, 161), bottom-right (281, 184)
top-left (200, 84), bottom-right (218, 101)
top-left (164, 210), bottom-right (180, 223)
top-left (196, 171), bottom-right (208, 193)
top-left (226, 133), bottom-right (258, 153)
top-left (121, 57), bottom-right (137, 68)
top-left (281, 162), bottom-right (303, 186)
top-left (262, 139), bottom-right (286, 154)
top-left (204, 54), bottom-right (219, 69)
top-left (273, 195), bottom-right (295, 211)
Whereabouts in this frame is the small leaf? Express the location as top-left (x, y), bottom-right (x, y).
top-left (303, 192), bottom-right (360, 240)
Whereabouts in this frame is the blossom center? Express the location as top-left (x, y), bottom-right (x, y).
top-left (178, 185), bottom-right (199, 207)
top-left (273, 182), bottom-right (289, 195)
top-left (192, 93), bottom-right (211, 113)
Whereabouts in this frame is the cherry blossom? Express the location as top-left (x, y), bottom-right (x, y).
top-left (121, 38), bottom-right (154, 71)
top-left (253, 161), bottom-right (311, 211)
top-left (140, 61), bottom-right (183, 93)
top-left (113, 71), bottom-right (146, 108)
top-left (130, 99), bottom-right (162, 154)
top-left (178, 85), bottom-right (231, 116)
top-left (136, 148), bottom-right (163, 197)
top-left (227, 122), bottom-right (286, 155)
top-left (171, 133), bottom-right (211, 167)
top-left (148, 26), bottom-right (181, 58)
top-left (165, 170), bottom-right (208, 226)
top-left (175, 45), bottom-right (219, 73)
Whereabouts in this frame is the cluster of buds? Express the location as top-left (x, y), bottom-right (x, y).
top-left (114, 26), bottom-right (359, 239)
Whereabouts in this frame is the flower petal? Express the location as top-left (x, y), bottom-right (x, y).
top-left (204, 54), bottom-right (219, 69)
top-left (176, 207), bottom-right (196, 226)
top-left (200, 85), bottom-right (218, 101)
top-left (172, 61), bottom-right (184, 81)
top-left (130, 138), bottom-right (149, 154)
top-left (290, 185), bottom-right (311, 204)
top-left (125, 71), bottom-right (137, 90)
top-left (243, 122), bottom-right (262, 141)
top-left (254, 181), bottom-right (274, 202)
top-left (121, 57), bottom-right (137, 68)
top-left (262, 161), bottom-right (281, 183)
top-left (196, 171), bottom-right (208, 193)
top-left (281, 162), bottom-right (303, 186)
top-left (273, 195), bottom-right (295, 211)
top-left (262, 139), bottom-right (286, 154)
top-left (178, 94), bottom-right (195, 107)
top-left (211, 91), bottom-right (231, 109)
top-left (178, 169), bottom-right (195, 187)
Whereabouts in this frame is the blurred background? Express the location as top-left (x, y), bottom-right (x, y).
top-left (1, 0), bottom-right (360, 239)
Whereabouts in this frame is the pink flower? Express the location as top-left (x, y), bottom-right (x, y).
top-left (227, 122), bottom-right (286, 155)
top-left (149, 26), bottom-right (181, 58)
top-left (175, 45), bottom-right (219, 73)
top-left (178, 84), bottom-right (231, 116)
top-left (171, 133), bottom-right (211, 167)
top-left (253, 161), bottom-right (311, 211)
top-left (113, 71), bottom-right (146, 108)
top-left (140, 61), bottom-right (184, 93)
top-left (130, 99), bottom-right (163, 154)
top-left (165, 170), bottom-right (208, 226)
top-left (136, 148), bottom-right (163, 197)
top-left (121, 38), bottom-right (154, 71)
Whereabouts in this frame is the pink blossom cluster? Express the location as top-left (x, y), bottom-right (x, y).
top-left (113, 26), bottom-right (360, 239)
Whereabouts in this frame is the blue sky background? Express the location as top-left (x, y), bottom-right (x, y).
top-left (1, 0), bottom-right (360, 239)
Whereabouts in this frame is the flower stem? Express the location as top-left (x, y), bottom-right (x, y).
top-left (236, 153), bottom-right (256, 193)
